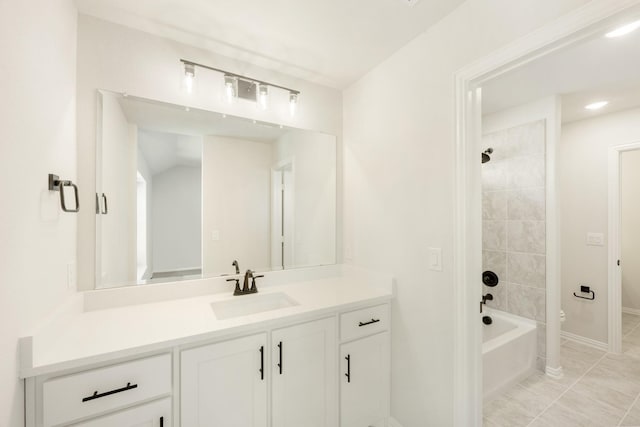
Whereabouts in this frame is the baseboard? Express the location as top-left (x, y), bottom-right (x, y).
top-left (388, 416), bottom-right (404, 427)
top-left (545, 364), bottom-right (564, 379)
top-left (623, 307), bottom-right (640, 316)
top-left (561, 330), bottom-right (608, 351)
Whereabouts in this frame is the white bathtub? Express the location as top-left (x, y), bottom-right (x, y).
top-left (483, 309), bottom-right (537, 401)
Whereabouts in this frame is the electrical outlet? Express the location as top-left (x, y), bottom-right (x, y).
top-left (586, 232), bottom-right (604, 246)
top-left (427, 248), bottom-right (442, 271)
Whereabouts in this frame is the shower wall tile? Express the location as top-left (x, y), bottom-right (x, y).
top-left (483, 191), bottom-right (507, 220)
top-left (484, 283), bottom-right (506, 311)
top-left (507, 220), bottom-right (545, 254)
top-left (482, 119), bottom-right (547, 361)
top-left (481, 160), bottom-right (507, 191)
top-left (507, 120), bottom-right (545, 158)
top-left (507, 282), bottom-right (546, 322)
top-left (507, 155), bottom-right (545, 189)
top-left (483, 220), bottom-right (506, 251)
top-left (508, 252), bottom-right (546, 288)
top-left (483, 250), bottom-right (506, 283)
top-left (507, 188), bottom-right (545, 221)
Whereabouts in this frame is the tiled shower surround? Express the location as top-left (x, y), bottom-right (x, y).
top-left (482, 120), bottom-right (547, 368)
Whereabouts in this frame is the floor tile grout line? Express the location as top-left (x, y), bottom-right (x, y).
top-left (622, 316), bottom-right (640, 339)
top-left (617, 389), bottom-right (640, 427)
top-left (525, 352), bottom-right (608, 427)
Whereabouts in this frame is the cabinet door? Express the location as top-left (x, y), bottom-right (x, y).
top-left (272, 317), bottom-right (337, 427)
top-left (340, 332), bottom-right (390, 427)
top-left (71, 397), bottom-right (171, 427)
top-left (181, 333), bottom-right (267, 427)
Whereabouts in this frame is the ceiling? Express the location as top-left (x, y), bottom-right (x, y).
top-left (138, 130), bottom-right (202, 176)
top-left (75, 0), bottom-right (465, 88)
top-left (118, 94), bottom-right (289, 175)
top-left (482, 22), bottom-right (640, 123)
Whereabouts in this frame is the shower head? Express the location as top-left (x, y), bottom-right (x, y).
top-left (481, 148), bottom-right (493, 164)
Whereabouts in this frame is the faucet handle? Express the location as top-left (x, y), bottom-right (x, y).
top-left (250, 275), bottom-right (264, 292)
top-left (226, 278), bottom-right (241, 295)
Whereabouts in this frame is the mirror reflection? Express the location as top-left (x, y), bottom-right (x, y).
top-left (96, 91), bottom-right (336, 288)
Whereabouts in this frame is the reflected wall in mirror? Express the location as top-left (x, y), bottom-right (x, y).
top-left (95, 90), bottom-right (336, 288)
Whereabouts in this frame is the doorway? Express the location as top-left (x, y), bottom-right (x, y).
top-left (453, 2), bottom-right (640, 426)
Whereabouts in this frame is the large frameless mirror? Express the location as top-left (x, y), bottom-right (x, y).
top-left (95, 90), bottom-right (336, 288)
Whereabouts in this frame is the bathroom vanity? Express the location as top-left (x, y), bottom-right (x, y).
top-left (20, 266), bottom-right (392, 427)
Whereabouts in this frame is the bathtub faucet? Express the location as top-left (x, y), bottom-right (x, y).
top-left (480, 293), bottom-right (493, 313)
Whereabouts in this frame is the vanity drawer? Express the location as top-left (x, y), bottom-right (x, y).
top-left (340, 304), bottom-right (389, 342)
top-left (43, 354), bottom-right (171, 427)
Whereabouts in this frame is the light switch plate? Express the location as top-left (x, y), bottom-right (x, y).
top-left (427, 247), bottom-right (442, 271)
top-left (211, 230), bottom-right (220, 241)
top-left (586, 232), bottom-right (604, 246)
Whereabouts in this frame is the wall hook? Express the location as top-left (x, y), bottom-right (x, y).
top-left (48, 174), bottom-right (79, 213)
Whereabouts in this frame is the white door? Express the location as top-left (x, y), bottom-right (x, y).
top-left (181, 333), bottom-right (268, 427)
top-left (71, 398), bottom-right (171, 427)
top-left (272, 318), bottom-right (337, 427)
top-left (340, 332), bottom-right (390, 427)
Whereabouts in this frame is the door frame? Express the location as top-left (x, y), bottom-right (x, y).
top-left (608, 141), bottom-right (640, 353)
top-left (453, 2), bottom-right (640, 426)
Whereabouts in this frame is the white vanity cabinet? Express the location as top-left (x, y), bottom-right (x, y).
top-left (272, 318), bottom-right (337, 427)
top-left (339, 305), bottom-right (391, 427)
top-left (180, 333), bottom-right (268, 427)
top-left (25, 298), bottom-right (391, 427)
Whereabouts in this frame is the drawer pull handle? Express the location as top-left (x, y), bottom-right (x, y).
top-left (82, 382), bottom-right (138, 402)
top-left (358, 318), bottom-right (380, 327)
top-left (160, 416), bottom-right (164, 427)
top-left (345, 354), bottom-right (351, 383)
top-left (259, 345), bottom-right (264, 380)
top-left (277, 341), bottom-right (283, 375)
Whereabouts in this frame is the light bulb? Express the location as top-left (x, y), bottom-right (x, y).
top-left (224, 75), bottom-right (238, 104)
top-left (289, 92), bottom-right (298, 117)
top-left (257, 83), bottom-right (269, 110)
top-left (183, 63), bottom-right (195, 93)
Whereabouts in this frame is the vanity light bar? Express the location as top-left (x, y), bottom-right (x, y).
top-left (180, 59), bottom-right (301, 97)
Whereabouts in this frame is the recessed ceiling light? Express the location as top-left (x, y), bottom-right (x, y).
top-left (605, 20), bottom-right (640, 38)
top-left (585, 101), bottom-right (609, 110)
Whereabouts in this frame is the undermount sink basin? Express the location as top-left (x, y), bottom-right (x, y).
top-left (211, 292), bottom-right (299, 320)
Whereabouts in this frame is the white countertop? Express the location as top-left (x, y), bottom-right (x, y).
top-left (20, 265), bottom-right (392, 378)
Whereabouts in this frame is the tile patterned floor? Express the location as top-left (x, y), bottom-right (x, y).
top-left (484, 313), bottom-right (640, 427)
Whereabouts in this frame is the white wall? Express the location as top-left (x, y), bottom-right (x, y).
top-left (202, 136), bottom-right (273, 275)
top-left (273, 130), bottom-right (337, 268)
top-left (621, 149), bottom-right (640, 311)
top-left (0, 0), bottom-right (77, 425)
top-left (342, 1), bottom-right (588, 424)
top-left (76, 15), bottom-right (343, 289)
top-left (97, 92), bottom-right (137, 286)
top-left (152, 166), bottom-right (202, 273)
top-left (560, 107), bottom-right (640, 343)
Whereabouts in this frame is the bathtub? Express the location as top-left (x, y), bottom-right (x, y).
top-left (483, 309), bottom-right (537, 401)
